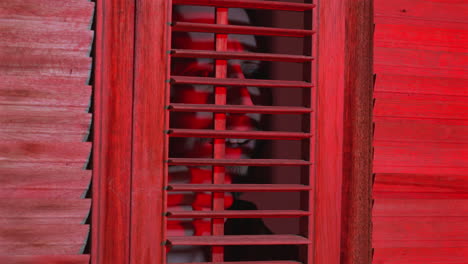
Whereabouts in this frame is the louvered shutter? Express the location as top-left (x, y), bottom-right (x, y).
top-left (372, 0), bottom-right (468, 262)
top-left (0, 1), bottom-right (94, 263)
top-left (163, 1), bottom-right (317, 263)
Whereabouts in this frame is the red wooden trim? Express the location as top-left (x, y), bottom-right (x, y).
top-left (313, 0), bottom-right (346, 263)
top-left (92, 0), bottom-right (135, 263)
top-left (212, 8), bottom-right (228, 261)
top-left (167, 158), bottom-right (311, 166)
top-left (171, 76), bottom-right (313, 88)
top-left (172, 22), bottom-right (315, 37)
top-left (340, 0), bottom-right (373, 263)
top-left (171, 49), bottom-right (314, 62)
top-left (167, 129), bottom-right (310, 140)
top-left (169, 103), bottom-right (312, 114)
top-left (168, 235), bottom-right (311, 246)
top-left (167, 184), bottom-right (311, 192)
top-left (129, 0), bottom-right (169, 263)
top-left (173, 0), bottom-right (316, 11)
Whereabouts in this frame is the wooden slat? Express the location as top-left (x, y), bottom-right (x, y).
top-left (373, 248), bottom-right (468, 264)
top-left (0, 107), bottom-right (91, 141)
top-left (171, 76), bottom-right (312, 88)
top-left (374, 117), bottom-right (468, 143)
top-left (374, 0), bottom-right (468, 23)
top-left (373, 173), bottom-right (468, 194)
top-left (172, 22), bottom-right (314, 37)
top-left (375, 23), bottom-right (468, 52)
top-left (177, 262), bottom-right (301, 264)
top-left (373, 199), bottom-right (468, 216)
top-left (373, 239), bottom-right (468, 248)
top-left (0, 199), bottom-right (91, 224)
top-left (373, 217), bottom-right (468, 241)
top-left (374, 74), bottom-right (468, 96)
top-left (373, 192), bottom-right (468, 200)
top-left (167, 235), bottom-right (310, 246)
top-left (373, 141), bottom-right (468, 169)
top-left (168, 184), bottom-right (311, 192)
top-left (168, 129), bottom-right (310, 140)
top-left (374, 47), bottom-right (468, 78)
top-left (0, 78), bottom-right (91, 110)
top-left (0, 168), bottom-right (90, 198)
top-left (166, 210), bottom-right (310, 218)
top-left (0, 49), bottom-right (91, 78)
top-left (0, 142), bottom-right (91, 166)
top-left (373, 93), bottom-right (468, 120)
top-left (173, 0), bottom-right (315, 11)
top-left (172, 49), bottom-right (313, 62)
top-left (168, 158), bottom-right (311, 166)
top-left (0, 225), bottom-right (89, 254)
top-left (0, 0), bottom-right (95, 25)
top-left (0, 19), bottom-right (93, 52)
top-left (0, 255), bottom-right (90, 264)
top-left (168, 103), bottom-right (311, 114)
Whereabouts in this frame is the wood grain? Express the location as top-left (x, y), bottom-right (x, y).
top-left (0, 255), bottom-right (90, 264)
top-left (92, 0), bottom-right (135, 263)
top-left (0, 225), bottom-right (89, 254)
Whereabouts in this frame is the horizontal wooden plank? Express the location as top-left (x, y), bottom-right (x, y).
top-left (374, 117), bottom-right (468, 143)
top-left (0, 0), bottom-right (94, 25)
top-left (171, 76), bottom-right (312, 88)
top-left (373, 173), bottom-right (468, 194)
top-left (0, 142), bottom-right (91, 167)
top-left (167, 235), bottom-right (310, 246)
top-left (0, 106), bottom-right (91, 141)
top-left (172, 22), bottom-right (314, 37)
top-left (375, 23), bottom-right (468, 52)
top-left (168, 129), bottom-right (310, 140)
top-left (373, 217), bottom-right (468, 240)
top-left (374, 47), bottom-right (468, 78)
top-left (173, 0), bottom-right (315, 11)
top-left (0, 199), bottom-right (90, 224)
top-left (374, 141), bottom-right (468, 169)
top-left (0, 224), bottom-right (89, 254)
top-left (0, 19), bottom-right (93, 52)
top-left (168, 184), bottom-right (311, 192)
top-left (166, 210), bottom-right (310, 218)
top-left (169, 104), bottom-right (311, 114)
top-left (373, 165), bottom-right (468, 176)
top-left (373, 192), bottom-right (468, 200)
top-left (373, 199), bottom-right (468, 216)
top-left (375, 15), bottom-right (468, 30)
top-left (373, 93), bottom-right (468, 120)
top-left (177, 262), bottom-right (301, 264)
top-left (373, 239), bottom-right (468, 248)
top-left (172, 49), bottom-right (313, 62)
top-left (168, 158), bottom-right (311, 166)
top-left (0, 79), bottom-right (91, 110)
top-left (373, 248), bottom-right (468, 264)
top-left (374, 0), bottom-right (468, 23)
top-left (374, 74), bottom-right (468, 96)
top-left (0, 49), bottom-right (91, 78)
top-left (0, 255), bottom-right (90, 264)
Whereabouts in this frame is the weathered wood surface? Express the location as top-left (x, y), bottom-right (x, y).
top-left (0, 255), bottom-right (90, 264)
top-left (0, 199), bottom-right (91, 224)
top-left (0, 0), bottom-right (94, 261)
top-left (0, 225), bottom-right (89, 254)
top-left (372, 0), bottom-right (468, 262)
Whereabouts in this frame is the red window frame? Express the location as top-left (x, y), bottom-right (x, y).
top-left (91, 0), bottom-right (373, 263)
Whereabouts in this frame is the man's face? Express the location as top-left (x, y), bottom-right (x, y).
top-left (171, 60), bottom-right (260, 175)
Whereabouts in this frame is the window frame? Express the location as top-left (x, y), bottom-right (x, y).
top-left (92, 0), bottom-right (373, 263)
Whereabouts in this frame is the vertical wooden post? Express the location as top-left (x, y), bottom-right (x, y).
top-left (314, 0), bottom-right (346, 263)
top-left (341, 0), bottom-right (373, 263)
top-left (314, 0), bottom-right (373, 263)
top-left (93, 0), bottom-right (135, 263)
top-left (130, 0), bottom-right (170, 263)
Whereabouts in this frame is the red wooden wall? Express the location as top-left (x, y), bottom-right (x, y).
top-left (372, 0), bottom-right (468, 263)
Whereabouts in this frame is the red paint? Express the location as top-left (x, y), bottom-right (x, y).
top-left (92, 0), bottom-right (134, 263)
